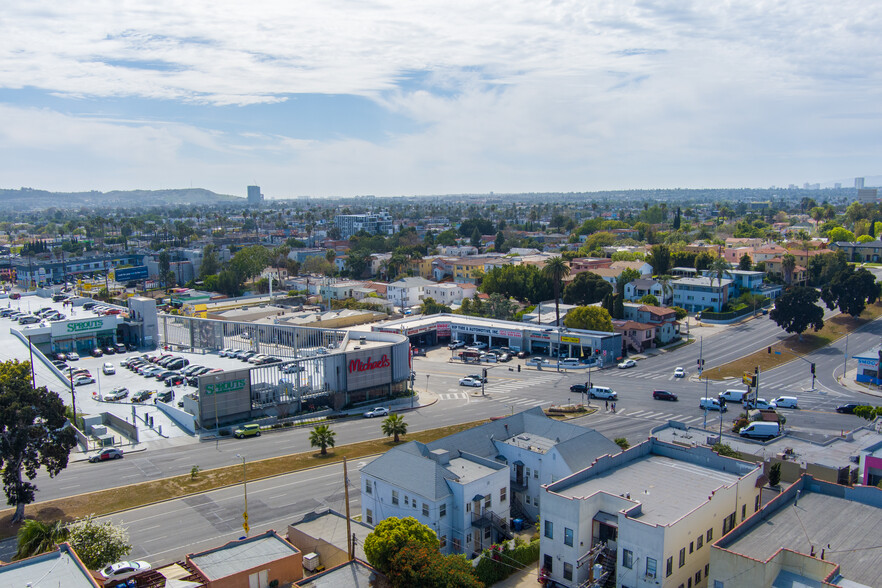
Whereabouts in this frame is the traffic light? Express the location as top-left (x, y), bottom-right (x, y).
top-left (767, 346), bottom-right (772, 354)
top-left (482, 368), bottom-right (487, 380)
top-left (811, 363), bottom-right (816, 374)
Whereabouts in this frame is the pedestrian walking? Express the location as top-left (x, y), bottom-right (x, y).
top-left (605, 399), bottom-right (609, 411)
top-left (611, 402), bottom-right (616, 413)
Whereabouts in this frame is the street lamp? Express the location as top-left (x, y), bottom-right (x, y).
top-left (235, 454), bottom-right (249, 536)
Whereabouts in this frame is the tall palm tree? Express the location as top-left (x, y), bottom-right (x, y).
top-left (381, 413), bottom-right (408, 443)
top-left (309, 424), bottom-right (336, 456)
top-left (542, 256), bottom-right (571, 326)
top-left (15, 519), bottom-right (69, 560)
top-left (781, 253), bottom-right (796, 285)
top-left (709, 256), bottom-right (730, 288)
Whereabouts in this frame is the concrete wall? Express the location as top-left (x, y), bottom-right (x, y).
top-left (104, 411), bottom-right (139, 443)
top-left (153, 400), bottom-right (197, 434)
top-left (285, 527), bottom-right (349, 572)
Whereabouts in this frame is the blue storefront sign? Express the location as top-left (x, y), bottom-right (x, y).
top-left (114, 265), bottom-right (148, 281)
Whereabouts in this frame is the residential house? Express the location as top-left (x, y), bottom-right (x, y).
top-left (751, 244), bottom-right (787, 263)
top-left (569, 257), bottom-right (614, 275)
top-left (613, 320), bottom-right (656, 353)
top-left (623, 304), bottom-right (680, 343)
top-left (369, 253), bottom-right (392, 277)
top-left (386, 276), bottom-right (434, 309)
top-left (590, 267), bottom-right (625, 287)
top-left (672, 277), bottom-right (732, 312)
top-left (540, 438), bottom-right (762, 588)
top-left (0, 542), bottom-right (100, 587)
top-left (830, 240), bottom-right (882, 263)
top-left (623, 279), bottom-right (669, 304)
top-left (763, 258), bottom-right (806, 285)
top-left (438, 245), bottom-right (479, 256)
top-left (423, 282), bottom-right (476, 306)
top-left (186, 530), bottom-right (303, 588)
top-left (451, 257), bottom-right (488, 284)
top-left (710, 475), bottom-right (882, 588)
top-left (360, 407), bottom-right (620, 557)
top-left (319, 280), bottom-right (367, 302)
top-left (610, 260), bottom-right (653, 277)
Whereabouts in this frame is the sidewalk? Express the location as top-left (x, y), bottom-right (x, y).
top-left (491, 563), bottom-right (540, 587)
top-left (837, 368), bottom-right (882, 400)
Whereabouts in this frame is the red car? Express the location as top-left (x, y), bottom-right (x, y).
top-left (89, 448), bottom-right (124, 462)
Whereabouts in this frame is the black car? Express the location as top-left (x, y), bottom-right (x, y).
top-left (131, 390), bottom-right (153, 403)
top-left (836, 403), bottom-right (863, 414)
top-left (165, 375), bottom-right (185, 386)
top-left (104, 346), bottom-right (116, 355)
top-left (82, 301), bottom-right (96, 310)
top-left (570, 383), bottom-right (588, 393)
top-left (517, 350), bottom-right (530, 359)
top-left (155, 390), bottom-right (174, 403)
top-left (653, 390), bottom-right (678, 401)
top-left (91, 348), bottom-right (103, 358)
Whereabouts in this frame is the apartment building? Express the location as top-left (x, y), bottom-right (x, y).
top-left (672, 277), bottom-right (732, 312)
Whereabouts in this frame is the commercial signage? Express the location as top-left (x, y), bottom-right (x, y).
top-left (530, 333), bottom-right (550, 340)
top-left (455, 325), bottom-right (492, 335)
top-left (561, 335), bottom-right (580, 343)
top-left (436, 322), bottom-right (451, 337)
top-left (857, 357), bottom-right (879, 367)
top-left (348, 354), bottom-right (391, 373)
top-left (205, 378), bottom-right (247, 395)
top-left (67, 319), bottom-right (104, 333)
top-left (496, 329), bottom-right (521, 338)
top-left (114, 265), bottom-right (149, 282)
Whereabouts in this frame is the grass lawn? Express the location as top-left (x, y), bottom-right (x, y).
top-left (0, 419), bottom-right (489, 541)
top-left (701, 301), bottom-right (882, 381)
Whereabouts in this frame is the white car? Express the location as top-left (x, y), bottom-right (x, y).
top-left (618, 359), bottom-right (637, 369)
top-left (749, 398), bottom-right (777, 410)
top-left (71, 375), bottom-right (95, 386)
top-left (102, 362), bottom-right (116, 375)
top-left (363, 407), bottom-right (390, 418)
top-left (673, 367), bottom-right (686, 378)
top-left (525, 357), bottom-right (550, 367)
top-left (100, 560), bottom-right (151, 581)
top-left (459, 377), bottom-right (483, 387)
top-left (472, 341), bottom-right (488, 349)
top-left (448, 340), bottom-right (465, 350)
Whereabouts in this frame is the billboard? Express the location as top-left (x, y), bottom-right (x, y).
top-left (198, 369), bottom-right (252, 425)
top-left (114, 265), bottom-right (149, 282)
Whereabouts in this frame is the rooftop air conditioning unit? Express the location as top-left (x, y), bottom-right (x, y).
top-left (303, 552), bottom-right (321, 572)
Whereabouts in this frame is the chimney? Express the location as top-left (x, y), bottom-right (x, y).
top-left (429, 449), bottom-right (450, 465)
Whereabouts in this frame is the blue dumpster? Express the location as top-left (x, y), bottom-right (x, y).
top-left (512, 518), bottom-right (524, 531)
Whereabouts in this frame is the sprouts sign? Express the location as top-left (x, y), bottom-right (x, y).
top-left (51, 316), bottom-right (118, 338)
top-left (346, 349), bottom-right (393, 392)
top-left (198, 369), bottom-right (253, 425)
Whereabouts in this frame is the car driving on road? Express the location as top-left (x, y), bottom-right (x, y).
top-left (673, 367), bottom-right (686, 378)
top-left (653, 390), bottom-right (678, 401)
top-left (617, 359), bottom-right (637, 369)
top-left (459, 377), bottom-right (483, 387)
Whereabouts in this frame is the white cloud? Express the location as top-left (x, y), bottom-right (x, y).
top-left (1, 1), bottom-right (881, 194)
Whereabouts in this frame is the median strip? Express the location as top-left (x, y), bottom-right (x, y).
top-left (0, 419), bottom-right (489, 540)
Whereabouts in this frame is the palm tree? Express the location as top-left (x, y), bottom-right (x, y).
top-left (309, 424), bottom-right (336, 456)
top-left (709, 256), bottom-right (730, 288)
top-left (541, 256), bottom-right (571, 326)
top-left (381, 413), bottom-right (408, 443)
top-left (15, 519), bottom-right (69, 560)
top-left (781, 253), bottom-right (796, 285)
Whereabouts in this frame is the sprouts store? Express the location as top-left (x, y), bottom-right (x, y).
top-left (17, 315), bottom-right (123, 356)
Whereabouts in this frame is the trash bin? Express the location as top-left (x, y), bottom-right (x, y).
top-left (512, 518), bottom-right (524, 531)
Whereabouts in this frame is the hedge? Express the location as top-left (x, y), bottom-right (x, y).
top-left (474, 537), bottom-right (540, 585)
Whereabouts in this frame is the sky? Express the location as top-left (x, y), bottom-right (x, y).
top-left (1, 1), bottom-right (880, 199)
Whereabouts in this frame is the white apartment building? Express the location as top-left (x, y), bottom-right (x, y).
top-left (671, 277), bottom-right (733, 313)
top-left (540, 438), bottom-right (762, 588)
top-left (386, 277), bottom-right (434, 309)
top-left (422, 282), bottom-right (475, 306)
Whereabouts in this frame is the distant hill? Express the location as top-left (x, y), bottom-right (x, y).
top-left (0, 188), bottom-right (242, 211)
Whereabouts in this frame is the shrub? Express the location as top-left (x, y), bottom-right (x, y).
top-left (475, 539), bottom-right (540, 585)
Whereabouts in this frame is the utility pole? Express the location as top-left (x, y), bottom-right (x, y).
top-left (343, 457), bottom-right (353, 560)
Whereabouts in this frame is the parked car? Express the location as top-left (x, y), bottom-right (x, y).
top-left (99, 560), bottom-right (151, 582)
top-left (66, 352), bottom-right (80, 361)
top-left (102, 362), bottom-right (116, 375)
top-left (91, 348), bottom-right (103, 358)
top-left (115, 343), bottom-right (127, 354)
top-left (234, 423), bottom-right (261, 438)
top-left (164, 375), bottom-right (185, 386)
top-left (131, 390), bottom-right (153, 403)
top-left (459, 377), bottom-right (483, 387)
top-left (105, 387), bottom-right (129, 401)
top-left (89, 447), bottom-right (124, 462)
top-left (71, 375), bottom-right (95, 386)
top-left (219, 348), bottom-right (235, 357)
top-left (472, 341), bottom-right (488, 349)
top-left (155, 390), bottom-right (174, 403)
top-left (18, 315), bottom-right (40, 324)
top-left (448, 340), bottom-right (465, 350)
top-left (498, 353), bottom-right (512, 362)
top-left (653, 390), bottom-right (678, 401)
top-left (525, 357), bottom-right (550, 367)
top-left (517, 350), bottom-right (530, 359)
top-left (617, 359), bottom-right (637, 369)
top-left (104, 346), bottom-right (116, 355)
top-left (363, 407), bottom-right (390, 418)
top-left (282, 364), bottom-right (305, 374)
top-left (673, 367), bottom-right (686, 378)
top-left (739, 422), bottom-right (781, 440)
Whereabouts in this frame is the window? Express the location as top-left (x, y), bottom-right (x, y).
top-left (467, 533), bottom-right (472, 544)
top-left (705, 564), bottom-right (710, 577)
top-left (404, 496), bottom-right (409, 506)
top-left (688, 578), bottom-right (692, 588)
top-left (392, 490), bottom-right (399, 505)
top-left (742, 504), bottom-right (747, 520)
top-left (689, 541), bottom-right (694, 554)
top-left (646, 558), bottom-right (657, 578)
top-left (500, 487), bottom-right (507, 503)
top-left (534, 469), bottom-right (539, 479)
top-left (707, 528), bottom-right (713, 542)
top-left (440, 534), bottom-right (447, 548)
top-left (623, 549), bottom-right (633, 569)
top-left (679, 547), bottom-right (686, 568)
top-left (666, 557), bottom-right (673, 577)
top-left (526, 467), bottom-right (531, 478)
top-left (723, 512), bottom-right (737, 534)
top-left (452, 538), bottom-right (461, 552)
top-left (534, 494), bottom-right (539, 507)
top-left (484, 526), bottom-right (491, 539)
top-left (714, 580), bottom-right (724, 588)
top-left (366, 509), bottom-right (373, 525)
top-left (466, 502), bottom-right (471, 513)
top-left (697, 535), bottom-right (703, 550)
top-left (422, 503), bottom-right (429, 517)
top-left (695, 570), bottom-right (702, 584)
top-left (440, 504), bottom-right (446, 517)
top-left (543, 554), bottom-right (553, 573)
top-left (484, 496), bottom-right (492, 510)
top-left (544, 520), bottom-right (554, 539)
top-left (525, 495), bottom-right (531, 505)
top-left (564, 527), bottom-right (574, 547)
top-left (563, 562), bottom-right (573, 581)
top-left (365, 480), bottom-right (372, 495)
top-left (755, 495), bottom-right (760, 512)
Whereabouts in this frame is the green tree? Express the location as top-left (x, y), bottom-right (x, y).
top-left (738, 253), bottom-right (752, 270)
top-left (769, 286), bottom-right (824, 339)
top-left (388, 541), bottom-right (483, 588)
top-left (1, 360), bottom-right (77, 523)
top-left (709, 256), bottom-right (731, 288)
top-left (616, 268), bottom-right (641, 294)
top-left (821, 267), bottom-right (880, 317)
top-left (827, 226), bottom-right (855, 243)
top-left (67, 515), bottom-right (132, 570)
top-left (768, 462), bottom-right (782, 487)
top-left (648, 244), bottom-right (671, 276)
top-left (781, 253), bottom-right (797, 285)
top-left (613, 292), bottom-right (625, 319)
top-left (564, 306), bottom-right (614, 331)
top-left (436, 229), bottom-right (458, 246)
top-left (470, 226), bottom-right (482, 248)
top-left (541, 257), bottom-right (571, 326)
top-left (309, 424), bottom-right (336, 456)
top-left (562, 271), bottom-right (613, 306)
top-left (15, 519), bottom-right (69, 560)
top-left (694, 251), bottom-right (714, 271)
top-left (420, 297), bottom-right (452, 315)
top-left (158, 249), bottom-right (171, 288)
top-left (199, 244), bottom-right (220, 278)
top-left (381, 413), bottom-right (408, 443)
top-left (614, 437), bottom-right (630, 450)
top-left (853, 405), bottom-right (881, 420)
top-left (494, 231), bottom-right (507, 253)
top-left (364, 516), bottom-right (440, 574)
top-left (712, 443), bottom-right (739, 458)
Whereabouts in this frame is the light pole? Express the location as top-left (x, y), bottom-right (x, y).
top-left (235, 454), bottom-right (249, 536)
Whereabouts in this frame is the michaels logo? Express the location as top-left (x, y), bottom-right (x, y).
top-left (348, 354), bottom-right (390, 373)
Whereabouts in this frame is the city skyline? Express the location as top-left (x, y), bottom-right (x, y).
top-left (1, 1), bottom-right (880, 198)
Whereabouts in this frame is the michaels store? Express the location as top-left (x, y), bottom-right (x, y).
top-left (374, 314), bottom-right (622, 363)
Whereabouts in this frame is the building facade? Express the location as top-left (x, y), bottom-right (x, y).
top-left (334, 212), bottom-right (394, 239)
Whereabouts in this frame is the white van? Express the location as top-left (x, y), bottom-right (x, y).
top-left (719, 389), bottom-right (747, 403)
top-left (588, 386), bottom-right (617, 400)
top-left (559, 358), bottom-right (581, 368)
top-left (773, 396), bottom-right (799, 409)
top-left (739, 422), bottom-right (781, 440)
top-left (700, 397), bottom-right (727, 412)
